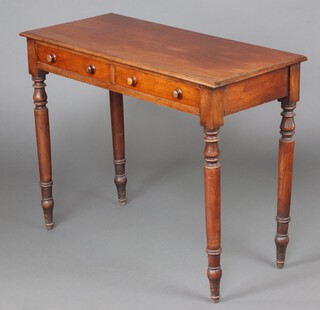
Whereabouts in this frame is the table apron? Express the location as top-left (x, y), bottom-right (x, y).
top-left (223, 68), bottom-right (289, 115)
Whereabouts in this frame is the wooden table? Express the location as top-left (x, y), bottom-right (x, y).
top-left (20, 13), bottom-right (307, 302)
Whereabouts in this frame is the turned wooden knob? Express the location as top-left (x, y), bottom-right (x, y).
top-left (172, 88), bottom-right (183, 99)
top-left (46, 53), bottom-right (56, 63)
top-left (127, 76), bottom-right (137, 86)
top-left (86, 64), bottom-right (96, 74)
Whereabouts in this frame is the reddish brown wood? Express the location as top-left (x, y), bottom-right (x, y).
top-left (200, 87), bottom-right (224, 129)
top-left (20, 14), bottom-right (307, 118)
top-left (37, 43), bottom-right (112, 82)
top-left (21, 14), bottom-right (308, 302)
top-left (223, 68), bottom-right (288, 116)
top-left (116, 66), bottom-right (200, 109)
top-left (36, 46), bottom-right (201, 115)
top-left (33, 73), bottom-right (54, 230)
top-left (275, 64), bottom-right (300, 268)
top-left (288, 64), bottom-right (301, 104)
top-left (27, 39), bottom-right (37, 76)
top-left (20, 14), bottom-right (306, 88)
top-left (38, 58), bottom-right (201, 115)
top-left (109, 91), bottom-right (127, 205)
top-left (275, 100), bottom-right (295, 268)
top-left (204, 128), bottom-right (222, 303)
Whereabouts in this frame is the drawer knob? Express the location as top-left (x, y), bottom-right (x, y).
top-left (46, 53), bottom-right (56, 63)
top-left (127, 76), bottom-right (137, 86)
top-left (86, 65), bottom-right (96, 74)
top-left (172, 89), bottom-right (183, 99)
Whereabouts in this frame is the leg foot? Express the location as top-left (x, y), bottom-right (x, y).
top-left (45, 223), bottom-right (54, 231)
top-left (42, 195), bottom-right (54, 230)
top-left (207, 262), bottom-right (222, 302)
top-left (114, 160), bottom-right (127, 205)
top-left (275, 218), bottom-right (290, 268)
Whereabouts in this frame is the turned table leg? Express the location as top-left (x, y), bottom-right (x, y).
top-left (32, 73), bottom-right (54, 230)
top-left (109, 91), bottom-right (127, 206)
top-left (275, 99), bottom-right (296, 268)
top-left (204, 128), bottom-right (222, 302)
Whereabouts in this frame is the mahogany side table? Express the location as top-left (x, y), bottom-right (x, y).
top-left (20, 14), bottom-right (307, 302)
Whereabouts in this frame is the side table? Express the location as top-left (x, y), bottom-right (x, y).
top-left (20, 13), bottom-right (307, 302)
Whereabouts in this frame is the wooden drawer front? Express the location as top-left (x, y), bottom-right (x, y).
top-left (37, 44), bottom-right (111, 82)
top-left (116, 66), bottom-right (199, 108)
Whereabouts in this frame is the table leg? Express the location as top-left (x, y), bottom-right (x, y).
top-left (204, 128), bottom-right (222, 303)
top-left (275, 99), bottom-right (296, 268)
top-left (109, 91), bottom-right (127, 206)
top-left (32, 73), bottom-right (54, 230)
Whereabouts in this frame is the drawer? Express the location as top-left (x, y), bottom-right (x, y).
top-left (37, 44), bottom-right (111, 82)
top-left (115, 66), bottom-right (199, 108)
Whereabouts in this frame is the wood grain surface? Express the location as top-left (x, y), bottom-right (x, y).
top-left (20, 13), bottom-right (307, 88)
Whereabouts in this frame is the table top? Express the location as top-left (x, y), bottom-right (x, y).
top-left (20, 13), bottom-right (306, 88)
